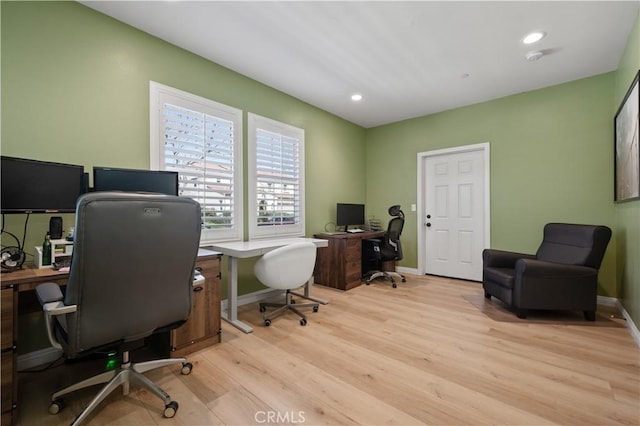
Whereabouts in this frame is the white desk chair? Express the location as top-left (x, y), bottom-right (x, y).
top-left (254, 241), bottom-right (319, 326)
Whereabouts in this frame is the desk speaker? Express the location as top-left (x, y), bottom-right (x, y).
top-left (49, 216), bottom-right (63, 239)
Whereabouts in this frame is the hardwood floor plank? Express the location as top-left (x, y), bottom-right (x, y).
top-left (17, 274), bottom-right (640, 425)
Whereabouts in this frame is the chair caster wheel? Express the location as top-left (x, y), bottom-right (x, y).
top-left (300, 318), bottom-right (307, 326)
top-left (392, 282), bottom-right (397, 288)
top-left (264, 319), bottom-right (271, 326)
top-left (259, 305), bottom-right (266, 312)
top-left (365, 281), bottom-right (371, 285)
top-left (313, 305), bottom-right (319, 313)
top-left (49, 400), bottom-right (64, 415)
top-left (401, 277), bottom-right (406, 282)
top-left (181, 362), bottom-right (193, 375)
top-left (164, 401), bottom-right (179, 418)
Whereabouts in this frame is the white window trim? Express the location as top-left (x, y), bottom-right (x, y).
top-left (150, 81), bottom-right (243, 244)
top-left (248, 113), bottom-right (305, 240)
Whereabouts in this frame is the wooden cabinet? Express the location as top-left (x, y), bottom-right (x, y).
top-left (313, 231), bottom-right (385, 291)
top-left (170, 254), bottom-right (222, 357)
top-left (1, 286), bottom-right (16, 426)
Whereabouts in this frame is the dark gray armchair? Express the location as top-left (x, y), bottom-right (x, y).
top-left (36, 192), bottom-right (201, 425)
top-left (482, 223), bottom-right (611, 321)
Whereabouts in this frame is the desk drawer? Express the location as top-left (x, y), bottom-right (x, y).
top-left (1, 351), bottom-right (15, 418)
top-left (1, 288), bottom-right (15, 351)
top-left (344, 240), bottom-right (361, 262)
top-left (345, 261), bottom-right (362, 282)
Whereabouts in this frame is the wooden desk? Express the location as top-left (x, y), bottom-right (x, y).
top-left (313, 231), bottom-right (385, 291)
top-left (0, 250), bottom-right (221, 426)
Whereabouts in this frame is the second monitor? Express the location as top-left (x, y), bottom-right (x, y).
top-left (336, 203), bottom-right (365, 232)
top-left (93, 167), bottom-right (179, 196)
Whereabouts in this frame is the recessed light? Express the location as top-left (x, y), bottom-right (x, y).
top-left (523, 31), bottom-right (546, 45)
top-left (351, 94), bottom-right (363, 102)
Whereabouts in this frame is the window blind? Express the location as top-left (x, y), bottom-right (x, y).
top-left (163, 103), bottom-right (236, 230)
top-left (248, 113), bottom-right (305, 239)
top-left (150, 81), bottom-right (243, 243)
top-left (255, 128), bottom-right (301, 226)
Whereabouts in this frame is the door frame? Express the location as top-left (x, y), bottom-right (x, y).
top-left (416, 142), bottom-right (491, 276)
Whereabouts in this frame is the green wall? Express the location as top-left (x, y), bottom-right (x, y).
top-left (613, 9), bottom-right (640, 331)
top-left (1, 1), bottom-right (366, 353)
top-left (366, 74), bottom-right (617, 296)
top-left (365, 10), bottom-right (640, 332)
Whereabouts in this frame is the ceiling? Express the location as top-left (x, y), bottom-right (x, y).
top-left (80, 1), bottom-right (639, 128)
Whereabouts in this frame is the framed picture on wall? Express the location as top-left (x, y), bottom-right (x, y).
top-left (614, 70), bottom-right (640, 202)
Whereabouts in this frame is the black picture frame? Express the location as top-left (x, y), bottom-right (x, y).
top-left (614, 70), bottom-right (640, 202)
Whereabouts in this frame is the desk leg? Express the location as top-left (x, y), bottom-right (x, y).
top-left (290, 276), bottom-right (329, 305)
top-left (221, 256), bottom-right (254, 333)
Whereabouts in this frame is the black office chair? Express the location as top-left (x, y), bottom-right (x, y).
top-left (35, 192), bottom-right (201, 425)
top-left (362, 205), bottom-right (406, 288)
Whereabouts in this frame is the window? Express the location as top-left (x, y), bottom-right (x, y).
top-left (150, 82), bottom-right (243, 243)
top-left (248, 113), bottom-right (305, 239)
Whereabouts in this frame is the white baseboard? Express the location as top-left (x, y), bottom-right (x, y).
top-left (17, 347), bottom-right (62, 371)
top-left (597, 295), bottom-right (618, 307)
top-left (397, 266), bottom-right (419, 275)
top-left (606, 297), bottom-right (640, 347)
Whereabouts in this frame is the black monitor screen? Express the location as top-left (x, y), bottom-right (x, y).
top-left (1, 156), bottom-right (85, 213)
top-left (336, 203), bottom-right (365, 228)
top-left (93, 167), bottom-right (178, 196)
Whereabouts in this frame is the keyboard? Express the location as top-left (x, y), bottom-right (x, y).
top-left (346, 228), bottom-right (365, 233)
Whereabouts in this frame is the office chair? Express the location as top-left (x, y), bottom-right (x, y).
top-left (363, 205), bottom-right (406, 288)
top-left (35, 192), bottom-right (201, 425)
top-left (254, 241), bottom-right (319, 326)
top-left (483, 223), bottom-right (611, 320)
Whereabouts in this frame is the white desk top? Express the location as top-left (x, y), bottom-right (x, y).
top-left (210, 237), bottom-right (328, 258)
top-left (198, 248), bottom-right (221, 257)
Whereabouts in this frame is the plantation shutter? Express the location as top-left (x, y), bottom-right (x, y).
top-left (163, 103), bottom-right (236, 231)
top-left (150, 81), bottom-right (243, 243)
top-left (248, 113), bottom-right (305, 239)
top-left (255, 129), bottom-right (301, 226)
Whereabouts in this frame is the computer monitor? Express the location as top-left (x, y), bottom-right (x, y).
top-left (336, 203), bottom-right (365, 231)
top-left (93, 167), bottom-right (179, 196)
top-left (1, 156), bottom-right (85, 213)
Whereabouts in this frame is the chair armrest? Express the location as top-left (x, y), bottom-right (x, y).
top-left (483, 249), bottom-right (535, 268)
top-left (35, 282), bottom-right (64, 305)
top-left (35, 282), bottom-right (77, 350)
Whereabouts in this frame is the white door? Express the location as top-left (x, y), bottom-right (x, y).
top-left (422, 147), bottom-right (488, 281)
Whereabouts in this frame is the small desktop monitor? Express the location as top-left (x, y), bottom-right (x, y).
top-left (93, 167), bottom-right (179, 196)
top-left (1, 156), bottom-right (85, 213)
top-left (336, 203), bottom-right (365, 231)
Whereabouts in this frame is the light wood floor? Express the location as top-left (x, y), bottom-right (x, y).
top-left (18, 274), bottom-right (640, 425)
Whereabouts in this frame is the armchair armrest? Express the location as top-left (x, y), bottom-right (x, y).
top-left (483, 249), bottom-right (535, 268)
top-left (514, 259), bottom-right (599, 311)
top-left (515, 259), bottom-right (598, 278)
top-left (35, 282), bottom-right (77, 350)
